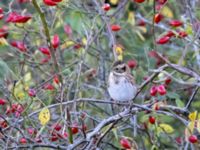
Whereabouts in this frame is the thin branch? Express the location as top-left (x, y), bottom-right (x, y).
top-left (185, 86), bottom-right (199, 109)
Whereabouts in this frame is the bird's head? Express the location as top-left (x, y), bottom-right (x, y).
top-left (112, 60), bottom-right (130, 74)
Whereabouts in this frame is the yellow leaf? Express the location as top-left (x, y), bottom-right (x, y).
top-left (161, 6), bottom-right (174, 18)
top-left (61, 41), bottom-right (74, 50)
top-left (109, 0), bottom-right (118, 5)
top-left (189, 111), bottom-right (197, 122)
top-left (127, 11), bottom-right (135, 25)
top-left (117, 54), bottom-right (123, 61)
top-left (0, 38), bottom-right (8, 46)
top-left (82, 38), bottom-right (87, 46)
top-left (13, 72), bottom-right (32, 100)
top-left (16, 92), bottom-right (25, 100)
top-left (114, 45), bottom-right (123, 55)
top-left (24, 72), bottom-right (31, 82)
top-left (159, 123), bottom-right (174, 134)
top-left (185, 24), bottom-right (193, 35)
top-left (39, 107), bottom-right (50, 126)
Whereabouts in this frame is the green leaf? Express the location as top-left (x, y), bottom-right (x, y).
top-left (0, 59), bottom-right (11, 81)
top-left (175, 99), bottom-right (185, 108)
top-left (112, 128), bottom-right (119, 141)
top-left (167, 92), bottom-right (180, 100)
top-left (65, 11), bottom-right (85, 34)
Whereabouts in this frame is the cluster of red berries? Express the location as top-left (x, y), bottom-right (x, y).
top-left (150, 84), bottom-right (167, 96)
top-left (19, 121), bottom-right (88, 144)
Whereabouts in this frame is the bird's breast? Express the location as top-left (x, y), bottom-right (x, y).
top-left (108, 73), bottom-right (137, 101)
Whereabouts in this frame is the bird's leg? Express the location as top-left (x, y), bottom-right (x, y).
top-left (110, 98), bottom-right (116, 115)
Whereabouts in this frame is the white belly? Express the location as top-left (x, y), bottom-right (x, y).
top-left (108, 73), bottom-right (137, 101)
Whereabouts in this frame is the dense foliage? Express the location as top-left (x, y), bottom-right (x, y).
top-left (0, 0), bottom-right (200, 149)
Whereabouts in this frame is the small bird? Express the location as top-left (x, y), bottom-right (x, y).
top-left (108, 61), bottom-right (137, 102)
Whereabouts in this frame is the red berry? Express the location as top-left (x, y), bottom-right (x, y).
top-left (154, 103), bottom-right (160, 110)
top-left (102, 3), bottom-right (110, 11)
top-left (6, 12), bottom-right (31, 23)
top-left (73, 43), bottom-right (82, 49)
top-left (20, 138), bottom-right (27, 144)
top-left (0, 121), bottom-right (8, 128)
top-left (6, 106), bottom-right (12, 115)
top-left (71, 125), bottom-right (79, 134)
top-left (157, 84), bottom-right (167, 95)
top-left (154, 13), bottom-right (163, 24)
top-left (43, 83), bottom-right (55, 90)
top-left (50, 136), bottom-right (58, 141)
top-left (111, 24), bottom-right (121, 32)
top-left (52, 123), bottom-right (62, 131)
top-left (120, 138), bottom-right (131, 149)
top-left (53, 75), bottom-right (60, 84)
top-left (169, 20), bottom-right (183, 27)
top-left (0, 8), bottom-right (3, 14)
top-left (0, 99), bottom-right (6, 105)
top-left (51, 34), bottom-right (60, 49)
top-left (16, 104), bottom-right (24, 113)
top-left (52, 0), bottom-right (62, 2)
top-left (165, 77), bottom-right (171, 85)
top-left (62, 132), bottom-right (68, 138)
top-left (43, 0), bottom-right (57, 6)
top-left (127, 60), bottom-right (137, 69)
top-left (157, 0), bottom-right (167, 4)
top-left (11, 104), bottom-right (18, 113)
top-left (175, 137), bottom-right (182, 144)
top-left (18, 0), bottom-right (30, 3)
top-left (155, 4), bottom-right (162, 11)
top-left (64, 24), bottom-right (72, 37)
top-left (10, 41), bottom-right (27, 52)
top-left (150, 86), bottom-right (157, 96)
top-left (27, 128), bottom-right (37, 135)
top-left (156, 36), bottom-right (170, 44)
top-left (40, 56), bottom-right (51, 64)
top-left (39, 47), bottom-right (51, 56)
top-left (28, 89), bottom-right (36, 97)
top-left (189, 135), bottom-right (198, 143)
top-left (137, 19), bottom-right (146, 26)
top-left (134, 0), bottom-right (145, 3)
top-left (178, 31), bottom-right (188, 38)
top-left (165, 31), bottom-right (175, 38)
top-left (149, 116), bottom-right (156, 124)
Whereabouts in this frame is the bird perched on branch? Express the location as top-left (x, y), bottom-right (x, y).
top-left (108, 60), bottom-right (137, 102)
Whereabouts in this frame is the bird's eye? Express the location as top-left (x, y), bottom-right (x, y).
top-left (115, 68), bottom-right (119, 71)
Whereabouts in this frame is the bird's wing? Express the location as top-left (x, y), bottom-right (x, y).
top-left (126, 73), bottom-right (135, 85)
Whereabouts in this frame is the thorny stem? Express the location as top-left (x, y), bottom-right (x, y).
top-left (31, 0), bottom-right (73, 143)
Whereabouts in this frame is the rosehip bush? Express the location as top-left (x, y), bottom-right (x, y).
top-left (0, 0), bottom-right (199, 149)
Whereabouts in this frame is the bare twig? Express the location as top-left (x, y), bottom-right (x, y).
top-left (185, 86), bottom-right (199, 109)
